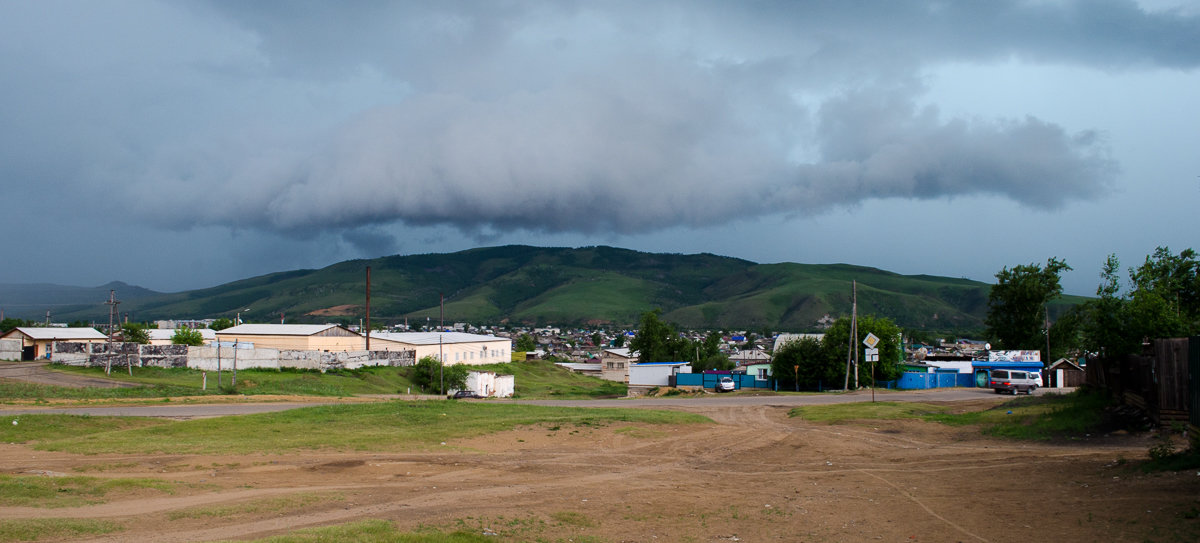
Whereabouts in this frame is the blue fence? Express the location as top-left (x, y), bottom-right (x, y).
top-left (674, 372), bottom-right (770, 389)
top-left (896, 371), bottom-right (975, 390)
top-left (675, 371), bottom-right (973, 391)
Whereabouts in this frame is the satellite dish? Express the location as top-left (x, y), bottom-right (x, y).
top-left (985, 343), bottom-right (991, 350)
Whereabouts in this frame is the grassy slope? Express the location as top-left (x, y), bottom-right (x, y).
top-left (45, 245), bottom-right (1064, 331)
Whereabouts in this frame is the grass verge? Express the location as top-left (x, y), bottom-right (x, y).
top-left (2, 401), bottom-right (709, 455)
top-left (471, 359), bottom-right (627, 399)
top-left (0, 474), bottom-right (175, 508)
top-left (214, 519), bottom-right (491, 543)
top-left (0, 519), bottom-right (123, 541)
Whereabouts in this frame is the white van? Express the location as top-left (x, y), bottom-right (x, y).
top-left (989, 369), bottom-right (1038, 395)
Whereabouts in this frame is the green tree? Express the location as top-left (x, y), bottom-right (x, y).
top-left (821, 315), bottom-right (903, 387)
top-left (629, 310), bottom-right (676, 363)
top-left (120, 323), bottom-right (150, 344)
top-left (985, 257), bottom-right (1071, 356)
top-left (514, 333), bottom-right (537, 352)
top-left (409, 356), bottom-right (469, 393)
top-left (1078, 248), bottom-right (1200, 362)
top-left (209, 318), bottom-right (234, 331)
top-left (1, 318), bottom-right (32, 334)
top-left (771, 336), bottom-right (829, 390)
top-left (612, 334), bottom-right (626, 348)
top-left (590, 332), bottom-right (602, 346)
top-left (171, 328), bottom-right (205, 346)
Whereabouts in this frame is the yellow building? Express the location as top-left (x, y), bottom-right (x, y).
top-left (0, 327), bottom-right (108, 360)
top-left (214, 324), bottom-right (364, 351)
top-left (370, 332), bottom-right (511, 366)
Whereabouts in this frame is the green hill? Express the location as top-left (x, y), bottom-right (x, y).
top-left (11, 245), bottom-right (1081, 332)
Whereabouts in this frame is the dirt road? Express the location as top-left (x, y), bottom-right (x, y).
top-left (2, 396), bottom-right (1196, 542)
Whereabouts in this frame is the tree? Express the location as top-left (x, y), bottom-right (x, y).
top-left (771, 336), bottom-right (829, 390)
top-left (821, 315), bottom-right (903, 386)
top-left (120, 323), bottom-right (150, 344)
top-left (612, 334), bottom-right (625, 348)
top-left (171, 328), bottom-right (205, 346)
top-left (409, 355), bottom-right (469, 393)
top-left (1078, 248), bottom-right (1200, 361)
top-left (629, 310), bottom-right (676, 363)
top-left (1, 318), bottom-right (32, 334)
top-left (209, 318), bottom-right (234, 331)
top-left (985, 257), bottom-right (1071, 356)
top-left (514, 333), bottom-right (537, 352)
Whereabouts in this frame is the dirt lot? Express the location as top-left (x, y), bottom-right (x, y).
top-left (2, 398), bottom-right (1198, 542)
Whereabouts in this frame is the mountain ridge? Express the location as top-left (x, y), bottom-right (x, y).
top-left (0, 245), bottom-right (1081, 332)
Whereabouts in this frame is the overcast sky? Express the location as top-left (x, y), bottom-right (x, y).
top-left (1, 0), bottom-right (1197, 298)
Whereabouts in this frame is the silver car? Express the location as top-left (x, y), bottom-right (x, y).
top-left (716, 376), bottom-right (736, 392)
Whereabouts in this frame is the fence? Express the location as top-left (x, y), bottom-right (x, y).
top-left (1086, 337), bottom-right (1194, 425)
top-left (896, 371), bottom-right (974, 390)
top-left (673, 372), bottom-right (770, 390)
top-left (51, 341), bottom-right (415, 372)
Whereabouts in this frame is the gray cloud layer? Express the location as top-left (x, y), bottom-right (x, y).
top-left (3, 0), bottom-right (1195, 245)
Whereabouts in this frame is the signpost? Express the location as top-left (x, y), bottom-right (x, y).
top-left (864, 333), bottom-right (880, 402)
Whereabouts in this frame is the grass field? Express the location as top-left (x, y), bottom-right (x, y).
top-left (789, 390), bottom-right (1113, 440)
top-left (1, 401), bottom-right (709, 455)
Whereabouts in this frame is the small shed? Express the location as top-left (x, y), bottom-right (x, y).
top-left (0, 327), bottom-right (108, 360)
top-left (1046, 358), bottom-right (1085, 388)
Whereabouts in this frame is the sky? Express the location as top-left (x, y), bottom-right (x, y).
top-left (1, 0), bottom-right (1198, 297)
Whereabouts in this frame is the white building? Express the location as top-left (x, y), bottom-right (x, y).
top-left (628, 361), bottom-right (691, 387)
top-left (370, 332), bottom-right (511, 366)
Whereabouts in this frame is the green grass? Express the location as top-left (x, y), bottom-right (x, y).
top-left (0, 474), bottom-right (175, 508)
top-left (7, 361), bottom-right (617, 401)
top-left (471, 359), bottom-right (627, 399)
top-left (2, 414), bottom-right (164, 443)
top-left (0, 519), bottom-right (123, 541)
top-left (4, 401), bottom-right (709, 455)
top-left (790, 390), bottom-right (1114, 441)
top-left (216, 519), bottom-right (492, 543)
top-left (167, 493), bottom-right (339, 520)
top-left (32, 362), bottom-right (422, 396)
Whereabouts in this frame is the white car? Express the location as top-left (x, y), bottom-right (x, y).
top-left (716, 376), bottom-right (736, 392)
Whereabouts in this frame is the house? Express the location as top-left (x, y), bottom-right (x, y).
top-left (214, 324), bottom-right (363, 351)
top-left (772, 333), bottom-right (824, 353)
top-left (600, 347), bottom-right (637, 382)
top-left (370, 331), bottom-right (510, 366)
top-left (729, 349), bottom-right (770, 366)
top-left (741, 362), bottom-right (772, 383)
top-left (0, 327), bottom-right (108, 360)
top-left (147, 328), bottom-right (217, 346)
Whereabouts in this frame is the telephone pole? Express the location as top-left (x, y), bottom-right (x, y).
top-left (104, 290), bottom-right (120, 375)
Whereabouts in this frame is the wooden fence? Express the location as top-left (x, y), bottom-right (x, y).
top-left (1086, 337), bottom-right (1195, 425)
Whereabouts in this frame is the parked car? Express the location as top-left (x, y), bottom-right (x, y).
top-left (716, 376), bottom-right (736, 392)
top-left (449, 390), bottom-right (482, 399)
top-left (1029, 371), bottom-right (1044, 388)
top-left (989, 369), bottom-right (1038, 395)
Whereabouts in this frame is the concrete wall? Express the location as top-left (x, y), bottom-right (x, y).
top-left (51, 341), bottom-right (414, 372)
top-left (462, 371), bottom-right (516, 398)
top-left (0, 339), bottom-right (21, 360)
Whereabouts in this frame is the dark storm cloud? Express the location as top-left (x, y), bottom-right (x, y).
top-left (4, 0), bottom-right (1196, 242)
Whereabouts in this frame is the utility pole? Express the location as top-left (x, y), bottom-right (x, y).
top-left (104, 290), bottom-right (120, 375)
top-left (365, 266), bottom-right (371, 351)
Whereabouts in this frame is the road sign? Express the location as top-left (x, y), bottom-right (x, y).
top-left (865, 347), bottom-right (879, 362)
top-left (863, 333), bottom-right (880, 349)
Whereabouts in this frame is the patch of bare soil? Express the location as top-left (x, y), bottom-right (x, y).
top-left (1, 403), bottom-right (1198, 542)
top-left (305, 305), bottom-right (360, 317)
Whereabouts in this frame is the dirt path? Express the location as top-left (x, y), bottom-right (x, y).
top-left (1, 399), bottom-right (1197, 542)
top-left (0, 361), bottom-right (139, 389)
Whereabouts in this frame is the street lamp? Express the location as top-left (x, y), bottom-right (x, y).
top-left (237, 309), bottom-right (250, 325)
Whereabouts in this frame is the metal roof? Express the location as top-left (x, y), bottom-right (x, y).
top-left (217, 324), bottom-right (343, 336)
top-left (7, 327), bottom-right (108, 340)
top-left (371, 332), bottom-right (509, 345)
